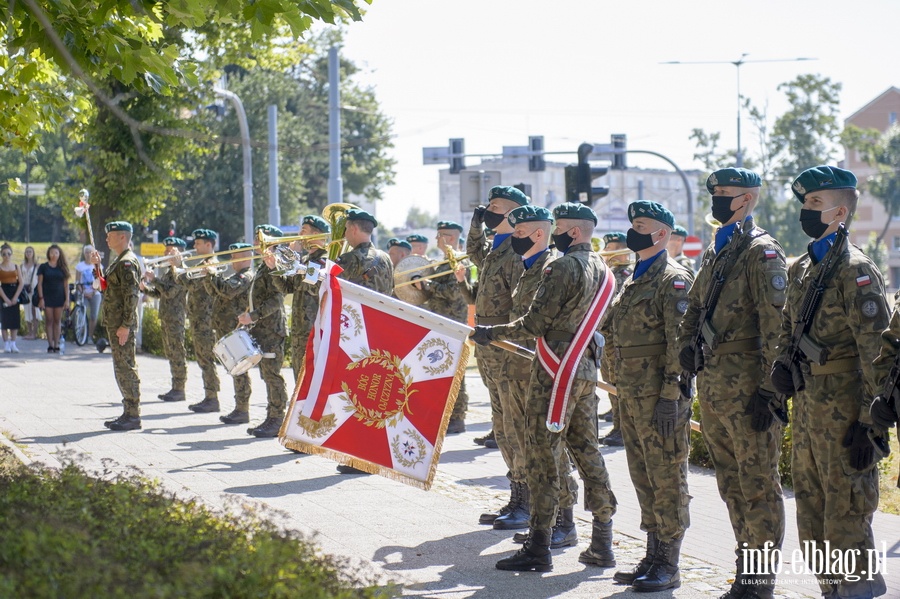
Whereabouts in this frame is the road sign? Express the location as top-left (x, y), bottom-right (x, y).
top-left (459, 170), bottom-right (501, 211)
top-left (422, 146), bottom-right (449, 165)
top-left (10, 183), bottom-right (46, 196)
top-left (683, 235), bottom-right (703, 258)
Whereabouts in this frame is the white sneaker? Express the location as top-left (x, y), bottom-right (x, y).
top-left (3, 341), bottom-right (9, 353)
top-left (10, 342), bottom-right (19, 353)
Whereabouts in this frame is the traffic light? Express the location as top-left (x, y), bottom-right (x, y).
top-left (449, 138), bottom-right (465, 174)
top-left (562, 142), bottom-right (609, 206)
top-left (611, 134), bottom-right (627, 170)
top-left (528, 135), bottom-right (545, 172)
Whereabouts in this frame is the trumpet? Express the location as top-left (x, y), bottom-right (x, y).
top-left (257, 230), bottom-right (331, 253)
top-left (181, 254), bottom-right (261, 274)
top-left (395, 245), bottom-right (468, 278)
top-left (144, 250), bottom-right (195, 268)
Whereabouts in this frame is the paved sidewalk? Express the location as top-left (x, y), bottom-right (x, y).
top-left (1, 338), bottom-right (898, 598)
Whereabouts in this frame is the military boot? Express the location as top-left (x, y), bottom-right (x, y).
top-left (159, 389), bottom-right (186, 402)
top-left (108, 416), bottom-right (142, 431)
top-left (250, 417), bottom-right (282, 438)
top-left (549, 507), bottom-right (577, 548)
top-left (220, 410), bottom-right (250, 424)
top-left (189, 397), bottom-right (220, 413)
top-left (104, 412), bottom-right (127, 428)
top-left (614, 532), bottom-right (658, 584)
top-left (578, 518), bottom-right (616, 567)
top-left (632, 537), bottom-right (682, 592)
top-left (495, 528), bottom-right (552, 572)
top-left (601, 428), bottom-right (624, 447)
top-left (479, 480), bottom-right (517, 525)
top-left (493, 482), bottom-right (530, 530)
top-left (742, 574), bottom-right (775, 599)
top-left (474, 429), bottom-right (494, 446)
top-left (719, 557), bottom-right (748, 599)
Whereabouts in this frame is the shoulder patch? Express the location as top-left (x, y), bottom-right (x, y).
top-left (544, 266), bottom-right (553, 275)
top-left (764, 249), bottom-right (778, 260)
top-left (857, 294), bottom-right (889, 329)
top-left (770, 274), bottom-right (787, 291)
top-left (676, 299), bottom-right (689, 314)
top-left (861, 299), bottom-right (879, 318)
top-left (622, 268), bottom-right (632, 276)
top-left (856, 274), bottom-right (872, 287)
top-left (673, 279), bottom-right (685, 290)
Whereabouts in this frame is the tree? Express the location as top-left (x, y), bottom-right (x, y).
top-left (405, 207), bottom-right (437, 230)
top-left (844, 124), bottom-right (900, 246)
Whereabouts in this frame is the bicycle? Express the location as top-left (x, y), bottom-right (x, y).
top-left (61, 283), bottom-right (89, 347)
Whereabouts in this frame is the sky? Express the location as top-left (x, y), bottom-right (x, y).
top-left (333, 0), bottom-right (900, 228)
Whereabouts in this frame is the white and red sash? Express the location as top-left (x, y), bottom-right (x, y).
top-left (536, 262), bottom-right (615, 432)
top-left (298, 261), bottom-right (344, 422)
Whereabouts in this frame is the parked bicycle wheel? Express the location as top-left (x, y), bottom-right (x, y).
top-left (73, 304), bottom-right (88, 346)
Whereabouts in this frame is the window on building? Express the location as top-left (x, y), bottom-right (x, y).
top-left (894, 236), bottom-right (900, 251)
top-left (892, 267), bottom-right (900, 291)
top-left (891, 112), bottom-right (898, 126)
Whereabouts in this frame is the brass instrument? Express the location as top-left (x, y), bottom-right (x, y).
top-left (144, 250), bottom-right (195, 268)
top-left (256, 230), bottom-right (331, 253)
top-left (179, 253), bottom-right (260, 277)
top-left (322, 202), bottom-right (361, 261)
top-left (598, 248), bottom-right (634, 258)
top-left (706, 213), bottom-right (723, 228)
top-left (394, 245), bottom-right (468, 278)
top-left (393, 255), bottom-right (433, 305)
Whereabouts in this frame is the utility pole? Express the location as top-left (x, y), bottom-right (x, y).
top-left (267, 105), bottom-right (280, 226)
top-left (214, 87), bottom-right (253, 243)
top-left (327, 46), bottom-right (343, 204)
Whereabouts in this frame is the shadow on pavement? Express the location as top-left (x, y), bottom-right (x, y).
top-left (437, 448), bottom-right (495, 464)
top-left (224, 474), bottom-right (348, 497)
top-left (173, 436), bottom-right (268, 452)
top-left (169, 452), bottom-right (299, 474)
top-left (23, 429), bottom-right (125, 445)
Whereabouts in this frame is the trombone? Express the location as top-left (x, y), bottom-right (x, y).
top-left (144, 250), bottom-right (195, 268)
top-left (257, 230), bottom-right (331, 253)
top-left (394, 245), bottom-right (469, 289)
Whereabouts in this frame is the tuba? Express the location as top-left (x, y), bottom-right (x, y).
top-left (322, 202), bottom-right (361, 261)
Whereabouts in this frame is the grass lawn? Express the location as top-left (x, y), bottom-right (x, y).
top-left (878, 430), bottom-right (900, 514)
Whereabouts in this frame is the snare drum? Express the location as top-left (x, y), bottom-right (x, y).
top-left (214, 328), bottom-right (262, 376)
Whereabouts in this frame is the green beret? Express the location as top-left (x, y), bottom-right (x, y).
top-left (508, 205), bottom-right (553, 227)
top-left (192, 228), bottom-right (218, 241)
top-left (603, 232), bottom-right (627, 244)
top-left (406, 234), bottom-right (428, 244)
top-left (628, 201), bottom-right (675, 228)
top-left (791, 165), bottom-right (858, 203)
top-left (436, 220), bottom-right (463, 232)
top-left (256, 224), bottom-right (283, 238)
top-left (387, 238), bottom-right (412, 250)
top-left (488, 185), bottom-right (530, 206)
top-left (706, 167), bottom-right (761, 194)
top-left (672, 225), bottom-right (688, 237)
top-left (229, 242), bottom-right (253, 251)
top-left (553, 202), bottom-right (597, 225)
top-left (163, 236), bottom-right (187, 248)
top-left (302, 215), bottom-right (331, 233)
top-left (105, 221), bottom-right (133, 233)
top-left (345, 208), bottom-right (378, 226)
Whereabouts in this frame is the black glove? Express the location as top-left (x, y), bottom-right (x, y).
top-left (471, 205), bottom-right (487, 227)
top-left (870, 394), bottom-right (898, 431)
top-left (745, 389), bottom-right (776, 432)
top-left (471, 326), bottom-right (493, 346)
top-left (652, 398), bottom-right (678, 438)
top-left (679, 346), bottom-right (698, 373)
top-left (842, 421), bottom-right (876, 470)
top-left (770, 360), bottom-right (795, 396)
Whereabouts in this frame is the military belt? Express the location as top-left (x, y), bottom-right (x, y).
top-left (544, 330), bottom-right (574, 342)
top-left (705, 336), bottom-right (762, 355)
top-left (476, 314), bottom-right (509, 325)
top-left (800, 356), bottom-right (861, 376)
top-left (613, 343), bottom-right (667, 359)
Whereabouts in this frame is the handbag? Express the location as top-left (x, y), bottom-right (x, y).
top-left (18, 288), bottom-right (30, 305)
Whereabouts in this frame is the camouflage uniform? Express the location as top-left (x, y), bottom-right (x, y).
top-left (177, 259), bottom-right (220, 399)
top-left (424, 258), bottom-right (472, 421)
top-left (337, 241), bottom-right (393, 295)
top-left (245, 263), bottom-right (289, 419)
top-left (205, 267), bottom-right (253, 411)
top-left (466, 226), bottom-right (525, 482)
top-left (102, 248), bottom-right (142, 416)
top-left (673, 253), bottom-right (696, 272)
top-left (777, 243), bottom-right (888, 598)
top-left (490, 243), bottom-right (616, 533)
top-left (601, 253), bottom-right (694, 542)
top-left (142, 265), bottom-right (187, 392)
top-left (602, 261), bottom-right (634, 433)
top-left (273, 247), bottom-right (327, 380)
top-left (679, 215), bottom-right (786, 562)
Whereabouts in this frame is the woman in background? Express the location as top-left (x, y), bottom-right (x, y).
top-left (20, 246), bottom-right (42, 340)
top-left (37, 244), bottom-right (69, 353)
top-left (0, 243), bottom-right (24, 352)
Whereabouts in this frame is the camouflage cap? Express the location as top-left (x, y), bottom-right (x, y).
top-left (628, 201), bottom-right (675, 228)
top-left (256, 224), bottom-right (283, 238)
top-left (406, 234), bottom-right (428, 243)
top-left (507, 205), bottom-right (553, 227)
top-left (163, 236), bottom-right (187, 248)
top-left (105, 221), bottom-right (133, 233)
top-left (302, 215), bottom-right (331, 233)
top-left (436, 220), bottom-right (464, 232)
top-left (672, 225), bottom-right (688, 238)
top-left (706, 167), bottom-right (761, 194)
top-left (387, 238), bottom-right (412, 250)
top-left (603, 232), bottom-right (627, 244)
top-left (553, 202), bottom-right (597, 224)
top-left (488, 185), bottom-right (530, 206)
top-left (791, 165), bottom-right (858, 203)
top-left (229, 242), bottom-right (254, 251)
top-left (192, 228), bottom-right (218, 241)
top-left (345, 208), bottom-right (378, 226)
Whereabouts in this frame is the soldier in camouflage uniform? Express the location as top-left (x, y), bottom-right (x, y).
top-left (668, 225), bottom-right (697, 272)
top-left (141, 237), bottom-right (188, 403)
top-left (386, 237), bottom-right (412, 267)
top-left (602, 202), bottom-right (694, 592)
top-left (205, 243), bottom-right (255, 424)
top-left (600, 231), bottom-right (632, 448)
top-left (466, 185), bottom-right (528, 526)
top-left (407, 233), bottom-right (428, 257)
top-left (772, 166), bottom-right (887, 599)
top-left (678, 168), bottom-right (787, 599)
top-left (232, 225), bottom-right (289, 438)
top-left (420, 221), bottom-right (471, 434)
top-left (272, 215), bottom-right (331, 382)
top-left (175, 229), bottom-right (222, 413)
top-left (91, 222), bottom-right (142, 431)
top-left (473, 202), bottom-right (618, 573)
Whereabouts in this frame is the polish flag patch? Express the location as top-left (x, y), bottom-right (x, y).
top-left (764, 249), bottom-right (777, 260)
top-left (857, 275), bottom-right (872, 287)
top-left (673, 280), bottom-right (686, 289)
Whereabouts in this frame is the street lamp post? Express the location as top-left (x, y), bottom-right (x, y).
top-left (214, 87), bottom-right (254, 244)
top-left (661, 55), bottom-right (816, 167)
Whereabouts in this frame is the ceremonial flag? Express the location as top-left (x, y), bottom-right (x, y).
top-left (279, 266), bottom-right (471, 490)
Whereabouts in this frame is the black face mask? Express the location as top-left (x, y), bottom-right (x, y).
top-left (552, 230), bottom-right (575, 253)
top-left (483, 210), bottom-right (506, 230)
top-left (510, 233), bottom-right (536, 256)
top-left (626, 228), bottom-right (658, 253)
top-left (710, 194), bottom-right (744, 224)
top-left (799, 207), bottom-right (838, 239)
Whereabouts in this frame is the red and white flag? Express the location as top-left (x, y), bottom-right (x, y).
top-left (279, 265), bottom-right (471, 490)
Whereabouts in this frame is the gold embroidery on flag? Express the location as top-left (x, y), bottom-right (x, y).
top-left (296, 413), bottom-right (337, 438)
top-left (341, 348), bottom-right (417, 428)
top-left (415, 337), bottom-right (454, 376)
top-left (339, 304), bottom-right (363, 341)
top-left (391, 428), bottom-right (427, 468)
